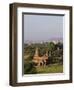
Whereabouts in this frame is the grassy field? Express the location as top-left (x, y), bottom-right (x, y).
top-left (36, 64), bottom-right (63, 74)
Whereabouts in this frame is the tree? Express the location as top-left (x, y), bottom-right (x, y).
top-left (47, 42), bottom-right (55, 55)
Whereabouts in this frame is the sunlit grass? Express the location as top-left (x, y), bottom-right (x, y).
top-left (36, 64), bottom-right (63, 74)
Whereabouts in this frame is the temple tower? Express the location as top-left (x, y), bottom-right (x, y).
top-left (45, 49), bottom-right (48, 56)
top-left (34, 47), bottom-right (39, 57)
top-left (33, 47), bottom-right (39, 62)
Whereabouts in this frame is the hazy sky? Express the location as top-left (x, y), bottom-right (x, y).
top-left (24, 14), bottom-right (63, 43)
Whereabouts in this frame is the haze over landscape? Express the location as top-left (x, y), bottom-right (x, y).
top-left (24, 14), bottom-right (63, 43)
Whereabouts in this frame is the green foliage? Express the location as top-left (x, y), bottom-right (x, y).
top-left (35, 64), bottom-right (63, 73)
top-left (24, 41), bottom-right (63, 74)
top-left (24, 42), bottom-right (63, 63)
top-left (47, 42), bottom-right (55, 51)
top-left (24, 61), bottom-right (37, 74)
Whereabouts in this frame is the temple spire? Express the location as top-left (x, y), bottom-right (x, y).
top-left (45, 50), bottom-right (48, 56)
top-left (34, 47), bottom-right (39, 57)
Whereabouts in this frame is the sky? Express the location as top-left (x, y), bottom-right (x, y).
top-left (24, 14), bottom-right (64, 43)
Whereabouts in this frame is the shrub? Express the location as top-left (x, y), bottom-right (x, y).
top-left (24, 61), bottom-right (37, 74)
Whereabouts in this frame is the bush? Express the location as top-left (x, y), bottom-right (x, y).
top-left (24, 61), bottom-right (37, 74)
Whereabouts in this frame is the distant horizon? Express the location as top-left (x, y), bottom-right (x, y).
top-left (24, 14), bottom-right (63, 43)
top-left (24, 38), bottom-right (63, 44)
